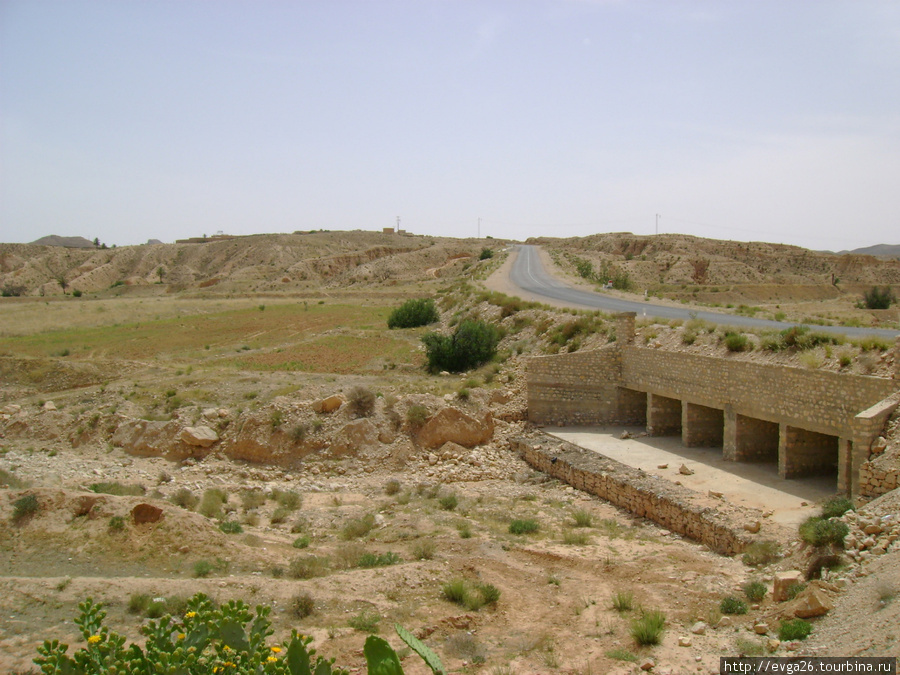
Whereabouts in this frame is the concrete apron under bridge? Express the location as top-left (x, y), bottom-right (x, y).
top-left (549, 425), bottom-right (831, 529)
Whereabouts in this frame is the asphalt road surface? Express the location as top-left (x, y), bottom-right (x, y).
top-left (509, 244), bottom-right (899, 339)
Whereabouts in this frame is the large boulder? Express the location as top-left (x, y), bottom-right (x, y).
top-left (791, 586), bottom-right (833, 618)
top-left (131, 503), bottom-right (164, 524)
top-left (329, 419), bottom-right (380, 456)
top-left (773, 570), bottom-right (805, 602)
top-left (313, 395), bottom-right (344, 414)
top-left (112, 419), bottom-right (185, 459)
top-left (417, 408), bottom-right (494, 449)
top-left (181, 425), bottom-right (218, 447)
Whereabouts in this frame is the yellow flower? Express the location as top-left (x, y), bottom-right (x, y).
top-left (224, 662), bottom-right (235, 668)
top-left (223, 645), bottom-right (232, 652)
top-left (87, 635), bottom-right (102, 644)
top-left (177, 633), bottom-right (185, 640)
top-left (185, 611), bottom-right (197, 619)
top-left (267, 656), bottom-right (278, 663)
top-left (270, 646), bottom-right (282, 653)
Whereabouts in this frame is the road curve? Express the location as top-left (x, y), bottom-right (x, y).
top-left (508, 244), bottom-right (899, 339)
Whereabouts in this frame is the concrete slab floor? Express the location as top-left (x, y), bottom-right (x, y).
top-left (548, 425), bottom-right (836, 530)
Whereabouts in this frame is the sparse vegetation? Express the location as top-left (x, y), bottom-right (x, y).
top-left (509, 518), bottom-right (540, 535)
top-left (291, 592), bottom-right (315, 618)
top-left (442, 578), bottom-right (501, 611)
top-left (720, 595), bottom-right (748, 615)
top-left (341, 513), bottom-right (376, 540)
top-left (288, 555), bottom-right (330, 579)
top-left (219, 520), bottom-right (243, 534)
top-left (88, 481), bottom-right (145, 496)
top-left (630, 609), bottom-right (665, 646)
top-left (12, 494), bottom-right (39, 522)
top-left (742, 539), bottom-right (781, 567)
top-left (861, 286), bottom-right (895, 310)
top-left (611, 590), bottom-right (634, 612)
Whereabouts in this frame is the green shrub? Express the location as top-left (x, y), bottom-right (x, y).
top-left (198, 488), bottom-right (228, 519)
top-left (785, 582), bottom-right (806, 600)
top-left (0, 468), bottom-right (28, 489)
top-left (778, 618), bottom-right (813, 641)
top-left (720, 596), bottom-right (748, 615)
top-left (406, 404), bottom-right (429, 428)
top-left (509, 519), bottom-right (539, 535)
top-left (127, 593), bottom-right (150, 614)
top-left (723, 331), bottom-right (750, 352)
top-left (479, 248), bottom-right (494, 260)
top-left (821, 496), bottom-right (854, 519)
top-left (612, 590), bottom-right (634, 612)
top-left (219, 520), bottom-right (243, 534)
top-left (799, 517), bottom-right (849, 547)
top-left (630, 609), bottom-right (666, 646)
top-left (348, 385), bottom-right (376, 417)
top-left (348, 609), bottom-right (381, 633)
top-left (12, 494), bottom-right (39, 522)
top-left (193, 560), bottom-right (214, 578)
top-left (270, 507), bottom-right (291, 525)
top-left (412, 539), bottom-right (436, 560)
top-left (742, 581), bottom-right (767, 602)
top-left (292, 535), bottom-right (311, 549)
top-left (288, 555), bottom-right (329, 579)
top-left (422, 320), bottom-right (500, 373)
top-left (441, 578), bottom-right (500, 611)
top-left (291, 592), bottom-right (315, 619)
top-left (240, 489), bottom-right (267, 510)
top-left (89, 481), bottom-right (145, 496)
top-left (170, 487), bottom-right (199, 511)
top-left (861, 286), bottom-right (895, 310)
top-left (741, 539), bottom-right (781, 567)
top-left (357, 551), bottom-right (401, 568)
top-left (108, 516), bottom-right (126, 532)
top-left (274, 489), bottom-right (303, 510)
top-left (572, 509), bottom-right (594, 528)
top-left (607, 648), bottom-right (638, 662)
top-left (438, 493), bottom-right (459, 511)
top-left (562, 529), bottom-right (590, 545)
top-left (341, 513), bottom-right (376, 540)
top-left (384, 479), bottom-right (401, 496)
top-left (34, 593), bottom-right (449, 675)
top-left (388, 298), bottom-right (440, 329)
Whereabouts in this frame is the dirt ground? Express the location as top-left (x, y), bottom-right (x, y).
top-left (2, 232), bottom-right (899, 673)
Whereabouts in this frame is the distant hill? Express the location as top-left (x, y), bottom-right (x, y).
top-left (841, 244), bottom-right (900, 259)
top-left (31, 235), bottom-right (96, 248)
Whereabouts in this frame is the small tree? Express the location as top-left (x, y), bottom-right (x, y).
top-left (422, 320), bottom-right (500, 373)
top-left (479, 248), bottom-right (494, 260)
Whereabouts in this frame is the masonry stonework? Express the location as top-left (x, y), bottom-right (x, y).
top-left (510, 435), bottom-right (758, 555)
top-left (527, 343), bottom-right (898, 497)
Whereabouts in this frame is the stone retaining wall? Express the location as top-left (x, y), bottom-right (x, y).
top-left (510, 435), bottom-right (759, 556)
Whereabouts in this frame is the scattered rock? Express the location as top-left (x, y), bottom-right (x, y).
top-left (708, 490), bottom-right (723, 499)
top-left (640, 657), bottom-right (655, 671)
top-left (691, 621), bottom-right (707, 635)
top-left (767, 639), bottom-right (781, 653)
top-left (43, 401), bottom-right (57, 411)
top-left (716, 616), bottom-right (732, 628)
top-left (754, 623), bottom-right (769, 635)
top-left (657, 463), bottom-right (668, 469)
top-left (131, 503), bottom-right (164, 524)
top-left (619, 430), bottom-right (632, 439)
top-left (743, 520), bottom-right (761, 534)
top-left (679, 464), bottom-right (694, 476)
top-left (678, 636), bottom-right (692, 647)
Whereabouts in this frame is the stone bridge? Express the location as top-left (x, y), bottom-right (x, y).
top-left (527, 313), bottom-right (900, 497)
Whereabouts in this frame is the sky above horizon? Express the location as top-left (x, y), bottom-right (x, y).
top-left (2, 1), bottom-right (899, 251)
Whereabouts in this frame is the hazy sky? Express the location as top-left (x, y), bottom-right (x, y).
top-left (2, 1), bottom-right (899, 250)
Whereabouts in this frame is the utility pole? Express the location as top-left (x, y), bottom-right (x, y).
top-left (478, 217), bottom-right (481, 239)
top-left (396, 216), bottom-right (400, 232)
top-left (655, 213), bottom-right (660, 236)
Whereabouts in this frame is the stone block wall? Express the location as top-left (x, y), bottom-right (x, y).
top-left (682, 402), bottom-right (724, 447)
top-left (779, 425), bottom-right (839, 478)
top-left (510, 435), bottom-right (757, 555)
top-left (647, 393), bottom-right (681, 436)
top-left (724, 412), bottom-right (779, 462)
top-left (527, 346), bottom-right (622, 426)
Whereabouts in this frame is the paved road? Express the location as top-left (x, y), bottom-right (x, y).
top-left (509, 244), bottom-right (899, 339)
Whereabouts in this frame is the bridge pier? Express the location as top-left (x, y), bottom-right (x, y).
top-left (647, 393), bottom-right (681, 436)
